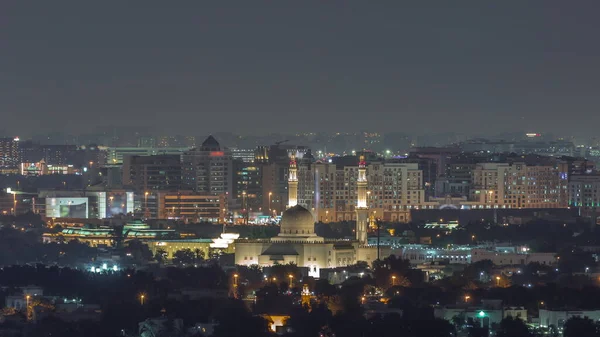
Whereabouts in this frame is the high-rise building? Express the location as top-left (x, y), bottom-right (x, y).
top-left (182, 136), bottom-right (233, 197)
top-left (0, 137), bottom-right (20, 167)
top-left (125, 155), bottom-right (183, 192)
top-left (233, 160), bottom-right (262, 211)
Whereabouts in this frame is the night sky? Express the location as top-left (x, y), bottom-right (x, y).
top-left (2, 2), bottom-right (599, 137)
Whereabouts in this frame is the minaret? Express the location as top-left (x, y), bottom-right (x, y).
top-left (355, 155), bottom-right (369, 244)
top-left (287, 154), bottom-right (298, 208)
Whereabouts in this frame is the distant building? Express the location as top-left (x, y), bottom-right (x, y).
top-left (434, 300), bottom-right (524, 330)
top-left (539, 309), bottom-right (600, 329)
top-left (0, 137), bottom-right (20, 167)
top-left (124, 154), bottom-right (183, 191)
top-left (182, 136), bottom-right (233, 197)
top-left (233, 160), bottom-right (262, 212)
top-left (471, 248), bottom-right (556, 266)
top-left (568, 173), bottom-right (600, 217)
top-left (231, 147), bottom-right (255, 163)
top-left (107, 146), bottom-right (189, 165)
top-left (470, 160), bottom-right (568, 209)
top-left (297, 159), bottom-right (436, 223)
top-left (37, 189), bottom-right (135, 219)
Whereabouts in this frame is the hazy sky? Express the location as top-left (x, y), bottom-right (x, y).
top-left (2, 2), bottom-right (599, 138)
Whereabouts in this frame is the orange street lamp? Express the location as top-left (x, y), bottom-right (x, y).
top-left (140, 294), bottom-right (145, 305)
top-left (288, 274), bottom-right (294, 287)
top-left (464, 295), bottom-right (471, 303)
top-left (391, 275), bottom-right (397, 286)
top-left (495, 276), bottom-right (501, 286)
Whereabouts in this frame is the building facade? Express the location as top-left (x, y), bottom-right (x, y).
top-left (568, 174), bottom-right (600, 217)
top-left (470, 161), bottom-right (568, 209)
top-left (182, 136), bottom-right (233, 197)
top-left (0, 137), bottom-right (20, 167)
top-left (124, 154), bottom-right (183, 192)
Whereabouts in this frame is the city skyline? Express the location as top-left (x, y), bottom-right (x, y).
top-left (2, 2), bottom-right (600, 138)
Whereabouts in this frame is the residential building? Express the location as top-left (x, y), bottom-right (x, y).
top-left (297, 158), bottom-right (435, 223)
top-left (470, 159), bottom-right (568, 209)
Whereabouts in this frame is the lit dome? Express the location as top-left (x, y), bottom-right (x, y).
top-left (279, 205), bottom-right (315, 236)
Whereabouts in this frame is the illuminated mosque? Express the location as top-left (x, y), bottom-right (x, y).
top-left (234, 156), bottom-right (384, 277)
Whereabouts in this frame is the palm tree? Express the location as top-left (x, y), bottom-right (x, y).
top-left (194, 248), bottom-right (205, 263)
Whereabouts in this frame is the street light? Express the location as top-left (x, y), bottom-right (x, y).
top-left (464, 295), bottom-right (471, 303)
top-left (268, 192), bottom-right (272, 213)
top-left (495, 276), bottom-right (501, 286)
top-left (233, 273), bottom-right (239, 286)
top-left (140, 294), bottom-right (145, 305)
top-left (26, 295), bottom-right (31, 308)
top-left (391, 275), bottom-right (397, 286)
top-left (288, 274), bottom-right (293, 288)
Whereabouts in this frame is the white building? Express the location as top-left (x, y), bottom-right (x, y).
top-left (539, 309), bottom-right (600, 329)
top-left (471, 248), bottom-right (556, 266)
top-left (234, 156), bottom-right (382, 278)
top-left (396, 245), bottom-right (472, 265)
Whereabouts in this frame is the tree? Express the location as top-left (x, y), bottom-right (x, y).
top-left (193, 248), bottom-right (205, 263)
top-left (125, 239), bottom-right (153, 262)
top-left (285, 303), bottom-right (332, 337)
top-left (154, 248), bottom-right (167, 264)
top-left (172, 249), bottom-right (195, 266)
top-left (497, 317), bottom-right (531, 337)
top-left (372, 255), bottom-right (411, 288)
top-left (451, 313), bottom-right (466, 330)
top-left (564, 316), bottom-right (600, 337)
top-left (212, 299), bottom-right (271, 337)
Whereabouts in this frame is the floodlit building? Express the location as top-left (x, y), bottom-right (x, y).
top-left (234, 156), bottom-right (384, 277)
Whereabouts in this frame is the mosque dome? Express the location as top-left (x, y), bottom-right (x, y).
top-left (280, 205), bottom-right (315, 236)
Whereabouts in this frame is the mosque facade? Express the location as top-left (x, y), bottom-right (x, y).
top-left (234, 156), bottom-right (385, 278)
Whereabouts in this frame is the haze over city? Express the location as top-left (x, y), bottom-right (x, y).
top-left (2, 1), bottom-right (600, 138)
